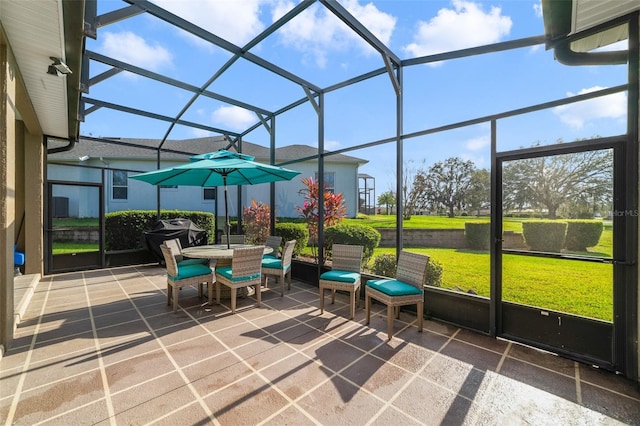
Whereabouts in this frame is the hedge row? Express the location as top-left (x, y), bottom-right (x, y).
top-left (104, 210), bottom-right (215, 251)
top-left (463, 220), bottom-right (603, 253)
top-left (371, 253), bottom-right (443, 287)
top-left (274, 223), bottom-right (309, 258)
top-left (324, 223), bottom-right (381, 265)
top-left (522, 220), bottom-right (603, 252)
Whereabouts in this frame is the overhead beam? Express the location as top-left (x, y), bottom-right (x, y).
top-left (85, 50), bottom-right (272, 116)
top-left (383, 55), bottom-right (400, 96)
top-left (320, 0), bottom-right (401, 66)
top-left (82, 97), bottom-right (241, 136)
top-left (124, 0), bottom-right (322, 93)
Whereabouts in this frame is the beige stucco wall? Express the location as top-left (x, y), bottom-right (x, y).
top-left (0, 28), bottom-right (44, 353)
top-left (0, 41), bottom-right (16, 351)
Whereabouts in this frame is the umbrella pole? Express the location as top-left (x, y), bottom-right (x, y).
top-left (223, 179), bottom-right (230, 249)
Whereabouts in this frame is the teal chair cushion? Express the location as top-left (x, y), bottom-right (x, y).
top-left (216, 266), bottom-right (261, 282)
top-left (320, 270), bottom-right (360, 283)
top-left (169, 264), bottom-right (211, 281)
top-left (366, 279), bottom-right (423, 296)
top-left (261, 257), bottom-right (289, 269)
top-left (178, 258), bottom-right (210, 267)
top-left (263, 253), bottom-right (278, 259)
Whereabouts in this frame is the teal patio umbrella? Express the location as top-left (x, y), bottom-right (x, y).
top-left (130, 150), bottom-right (300, 248)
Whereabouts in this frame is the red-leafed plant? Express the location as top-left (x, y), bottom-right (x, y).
top-left (243, 199), bottom-right (272, 244)
top-left (295, 176), bottom-right (347, 263)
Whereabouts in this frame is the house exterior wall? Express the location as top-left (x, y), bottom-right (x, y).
top-left (47, 158), bottom-right (362, 219)
top-left (0, 41), bottom-right (17, 351)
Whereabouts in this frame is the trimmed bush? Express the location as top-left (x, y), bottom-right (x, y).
top-left (274, 222), bottom-right (308, 257)
top-left (425, 258), bottom-right (444, 288)
top-left (371, 253), bottom-right (396, 277)
top-left (522, 221), bottom-right (567, 252)
top-left (370, 253), bottom-right (443, 288)
top-left (465, 222), bottom-right (490, 250)
top-left (324, 224), bottom-right (381, 265)
top-left (564, 220), bottom-right (604, 251)
top-left (104, 210), bottom-right (215, 251)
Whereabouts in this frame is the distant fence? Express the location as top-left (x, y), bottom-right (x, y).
top-left (376, 228), bottom-right (527, 250)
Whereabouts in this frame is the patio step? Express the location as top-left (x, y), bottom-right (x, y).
top-left (13, 273), bottom-right (40, 328)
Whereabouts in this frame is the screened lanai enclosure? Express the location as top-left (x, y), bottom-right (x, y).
top-left (30, 0), bottom-right (639, 382)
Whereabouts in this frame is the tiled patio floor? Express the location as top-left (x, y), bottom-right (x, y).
top-left (2, 264), bottom-right (639, 425)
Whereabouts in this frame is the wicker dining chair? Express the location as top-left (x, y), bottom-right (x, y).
top-left (221, 234), bottom-right (246, 245)
top-left (160, 243), bottom-right (214, 313)
top-left (319, 244), bottom-right (363, 319)
top-left (215, 245), bottom-right (265, 313)
top-left (263, 235), bottom-right (283, 259)
top-left (261, 239), bottom-right (296, 296)
top-left (164, 238), bottom-right (210, 267)
top-left (365, 251), bottom-right (430, 340)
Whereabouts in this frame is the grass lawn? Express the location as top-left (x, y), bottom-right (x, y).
top-left (370, 246), bottom-right (612, 322)
top-left (53, 243), bottom-right (99, 254)
top-left (53, 217), bottom-right (99, 227)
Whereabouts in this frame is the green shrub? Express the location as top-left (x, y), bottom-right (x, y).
top-left (274, 223), bottom-right (308, 257)
top-left (425, 258), bottom-right (444, 288)
top-left (324, 224), bottom-right (381, 265)
top-left (522, 221), bottom-right (567, 252)
top-left (371, 253), bottom-right (397, 277)
top-left (564, 220), bottom-right (604, 251)
top-left (104, 210), bottom-right (215, 251)
top-left (370, 253), bottom-right (443, 288)
top-left (243, 200), bottom-right (271, 244)
top-left (464, 222), bottom-right (490, 250)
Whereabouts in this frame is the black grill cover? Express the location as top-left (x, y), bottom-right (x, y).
top-left (143, 218), bottom-right (209, 263)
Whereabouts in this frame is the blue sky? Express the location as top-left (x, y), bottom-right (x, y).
top-left (81, 0), bottom-right (628, 191)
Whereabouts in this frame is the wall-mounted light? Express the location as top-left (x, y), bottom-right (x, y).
top-left (78, 155), bottom-right (90, 161)
top-left (47, 57), bottom-right (72, 76)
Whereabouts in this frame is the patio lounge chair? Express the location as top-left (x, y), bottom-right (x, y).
top-left (319, 244), bottom-right (363, 320)
top-left (216, 245), bottom-right (265, 313)
top-left (261, 239), bottom-right (296, 296)
top-left (160, 243), bottom-right (214, 313)
top-left (365, 251), bottom-right (429, 340)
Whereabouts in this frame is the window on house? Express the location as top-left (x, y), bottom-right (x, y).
top-left (203, 187), bottom-right (216, 200)
top-left (112, 170), bottom-right (128, 200)
top-left (315, 172), bottom-right (335, 193)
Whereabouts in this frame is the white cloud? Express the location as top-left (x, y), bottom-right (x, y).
top-left (465, 135), bottom-right (489, 151)
top-left (324, 140), bottom-right (341, 151)
top-left (533, 2), bottom-right (543, 19)
top-left (461, 152), bottom-right (487, 168)
top-left (153, 0), bottom-right (267, 47)
top-left (553, 86), bottom-right (626, 129)
top-left (211, 106), bottom-right (256, 130)
top-left (272, 0), bottom-right (396, 68)
top-left (191, 128), bottom-right (212, 138)
top-left (100, 31), bottom-right (172, 71)
top-left (403, 0), bottom-right (512, 65)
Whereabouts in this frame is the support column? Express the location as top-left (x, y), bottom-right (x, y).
top-left (24, 131), bottom-right (43, 275)
top-left (0, 43), bottom-right (17, 351)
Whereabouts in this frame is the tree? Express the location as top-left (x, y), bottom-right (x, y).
top-left (296, 176), bottom-right (347, 262)
top-left (377, 191), bottom-right (396, 214)
top-left (415, 157), bottom-right (476, 218)
top-left (503, 142), bottom-right (612, 219)
top-left (467, 168), bottom-right (491, 216)
top-left (401, 159), bottom-right (427, 219)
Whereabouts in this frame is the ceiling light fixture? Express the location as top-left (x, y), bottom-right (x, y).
top-left (47, 57), bottom-right (72, 76)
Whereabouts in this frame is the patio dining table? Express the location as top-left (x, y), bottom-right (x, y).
top-left (181, 244), bottom-right (272, 266)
